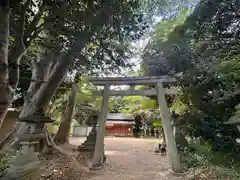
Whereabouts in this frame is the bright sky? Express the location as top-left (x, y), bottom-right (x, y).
top-left (128, 37), bottom-right (150, 73)
top-left (122, 1), bottom-right (199, 77)
top-left (120, 16), bottom-right (165, 77)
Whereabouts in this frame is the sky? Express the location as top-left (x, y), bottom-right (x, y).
top-left (121, 0), bottom-right (199, 77)
top-left (127, 38), bottom-right (150, 74)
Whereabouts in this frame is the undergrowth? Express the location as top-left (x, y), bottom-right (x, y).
top-left (182, 140), bottom-right (240, 180)
top-left (0, 152), bottom-right (14, 178)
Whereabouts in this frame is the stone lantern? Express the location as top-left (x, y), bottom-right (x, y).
top-left (18, 113), bottom-right (55, 153)
top-left (78, 114), bottom-right (98, 151)
top-left (2, 113), bottom-right (55, 180)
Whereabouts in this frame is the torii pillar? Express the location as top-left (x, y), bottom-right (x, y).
top-left (91, 84), bottom-right (110, 168)
top-left (89, 76), bottom-right (183, 173)
top-left (156, 82), bottom-right (183, 173)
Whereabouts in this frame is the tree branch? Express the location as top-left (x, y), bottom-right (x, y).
top-left (25, 49), bottom-right (54, 103)
top-left (8, 0), bottom-right (30, 89)
top-left (100, 40), bottom-right (116, 62)
top-left (26, 23), bottom-right (44, 46)
top-left (19, 3), bottom-right (26, 44)
top-left (23, 2), bottom-right (46, 45)
top-left (31, 31), bottom-right (93, 112)
top-left (9, 12), bottom-right (17, 34)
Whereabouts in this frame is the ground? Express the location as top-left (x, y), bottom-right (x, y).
top-left (70, 137), bottom-right (185, 180)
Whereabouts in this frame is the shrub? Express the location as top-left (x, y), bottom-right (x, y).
top-left (182, 145), bottom-right (240, 179)
top-left (0, 152), bottom-right (12, 178)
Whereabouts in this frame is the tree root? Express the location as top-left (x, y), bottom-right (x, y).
top-left (0, 123), bottom-right (21, 150)
top-left (43, 130), bottom-right (90, 173)
top-left (44, 130), bottom-right (69, 156)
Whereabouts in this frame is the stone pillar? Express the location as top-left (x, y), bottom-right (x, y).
top-left (148, 127), bottom-right (152, 136)
top-left (92, 84), bottom-right (110, 168)
top-left (154, 127), bottom-right (157, 137)
top-left (156, 82), bottom-right (183, 173)
top-left (157, 127), bottom-right (161, 138)
top-left (144, 127), bottom-right (147, 136)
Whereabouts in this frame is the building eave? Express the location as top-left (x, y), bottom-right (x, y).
top-left (106, 121), bottom-right (135, 125)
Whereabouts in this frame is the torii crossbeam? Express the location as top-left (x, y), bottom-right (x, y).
top-left (89, 76), bottom-right (183, 173)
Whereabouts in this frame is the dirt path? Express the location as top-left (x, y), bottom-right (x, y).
top-left (70, 137), bottom-right (184, 180)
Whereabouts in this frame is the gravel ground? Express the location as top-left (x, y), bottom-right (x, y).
top-left (70, 137), bottom-right (185, 180)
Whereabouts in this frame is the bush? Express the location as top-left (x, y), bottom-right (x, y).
top-left (182, 143), bottom-right (240, 180)
top-left (0, 152), bottom-right (12, 178)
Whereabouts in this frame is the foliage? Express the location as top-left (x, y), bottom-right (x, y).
top-left (182, 141), bottom-right (240, 179)
top-left (183, 151), bottom-right (240, 179)
top-left (120, 96), bottom-right (157, 113)
top-left (0, 152), bottom-right (15, 178)
top-left (152, 120), bottom-right (162, 127)
top-left (6, 0), bottom-right (150, 111)
top-left (142, 0), bottom-right (240, 154)
top-left (230, 104), bottom-right (240, 123)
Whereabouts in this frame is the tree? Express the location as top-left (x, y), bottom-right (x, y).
top-left (54, 83), bottom-right (77, 144)
top-left (0, 0), bottom-right (48, 127)
top-left (142, 0), bottom-right (240, 153)
top-left (0, 0), bottom-right (13, 127)
top-left (0, 0), bottom-right (147, 150)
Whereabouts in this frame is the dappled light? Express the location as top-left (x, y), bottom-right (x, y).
top-left (0, 0), bottom-right (240, 179)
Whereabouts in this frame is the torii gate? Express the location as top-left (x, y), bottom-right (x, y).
top-left (89, 76), bottom-right (183, 173)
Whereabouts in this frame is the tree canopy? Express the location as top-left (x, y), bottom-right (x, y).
top-left (142, 0), bottom-right (240, 152)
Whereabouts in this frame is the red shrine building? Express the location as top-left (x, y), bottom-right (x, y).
top-left (105, 113), bottom-right (135, 137)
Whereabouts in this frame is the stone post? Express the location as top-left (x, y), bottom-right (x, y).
top-left (157, 127), bottom-right (161, 138)
top-left (148, 127), bottom-right (152, 136)
top-left (154, 127), bottom-right (157, 137)
top-left (144, 126), bottom-right (147, 136)
top-left (92, 84), bottom-right (110, 168)
top-left (156, 82), bottom-right (183, 173)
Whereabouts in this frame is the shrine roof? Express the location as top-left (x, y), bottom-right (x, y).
top-left (106, 121), bottom-right (135, 125)
top-left (106, 113), bottom-right (134, 121)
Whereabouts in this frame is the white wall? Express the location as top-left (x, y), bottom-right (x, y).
top-left (72, 126), bottom-right (92, 137)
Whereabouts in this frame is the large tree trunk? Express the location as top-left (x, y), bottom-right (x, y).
top-left (0, 0), bottom-right (35, 128)
top-left (0, 8), bottom-right (108, 149)
top-left (54, 83), bottom-right (77, 144)
top-left (0, 35), bottom-right (91, 150)
top-left (0, 0), bottom-right (11, 128)
top-left (0, 49), bottom-right (54, 149)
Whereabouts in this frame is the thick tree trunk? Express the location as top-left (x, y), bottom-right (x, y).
top-left (0, 49), bottom-right (54, 149)
top-left (0, 0), bottom-right (11, 128)
top-left (0, 9), bottom-right (108, 149)
top-left (0, 35), bottom-right (91, 150)
top-left (54, 83), bottom-right (77, 144)
top-left (0, 0), bottom-right (32, 128)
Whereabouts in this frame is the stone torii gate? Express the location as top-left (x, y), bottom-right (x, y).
top-left (89, 76), bottom-right (183, 173)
